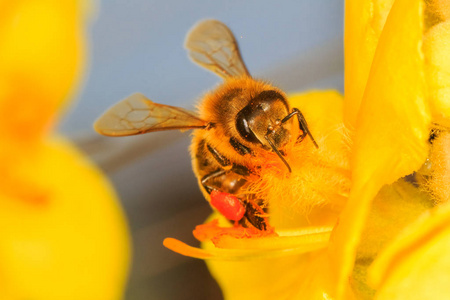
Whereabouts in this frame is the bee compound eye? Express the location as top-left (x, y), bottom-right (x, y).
top-left (235, 111), bottom-right (260, 144)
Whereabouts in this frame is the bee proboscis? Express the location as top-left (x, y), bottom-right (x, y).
top-left (95, 19), bottom-right (318, 230)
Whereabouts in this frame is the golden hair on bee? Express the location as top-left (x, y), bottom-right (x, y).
top-left (94, 19), bottom-right (324, 231)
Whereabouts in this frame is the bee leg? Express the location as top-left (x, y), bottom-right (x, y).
top-left (281, 108), bottom-right (318, 148)
top-left (201, 165), bottom-right (269, 230)
top-left (201, 166), bottom-right (248, 194)
top-left (241, 199), bottom-right (268, 231)
top-left (201, 169), bottom-right (228, 194)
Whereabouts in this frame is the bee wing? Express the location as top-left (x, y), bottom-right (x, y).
top-left (94, 93), bottom-right (208, 137)
top-left (185, 19), bottom-right (251, 79)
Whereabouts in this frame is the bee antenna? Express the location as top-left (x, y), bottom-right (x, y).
top-left (264, 135), bottom-right (292, 173)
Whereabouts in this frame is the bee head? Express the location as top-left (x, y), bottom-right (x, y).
top-left (235, 90), bottom-right (292, 153)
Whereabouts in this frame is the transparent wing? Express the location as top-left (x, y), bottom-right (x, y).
top-left (185, 19), bottom-right (251, 79)
top-left (94, 93), bottom-right (208, 137)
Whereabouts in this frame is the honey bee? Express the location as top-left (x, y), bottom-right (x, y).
top-left (94, 20), bottom-right (318, 230)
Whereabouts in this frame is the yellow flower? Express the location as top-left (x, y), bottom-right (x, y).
top-left (164, 0), bottom-right (450, 299)
top-left (0, 1), bottom-right (130, 299)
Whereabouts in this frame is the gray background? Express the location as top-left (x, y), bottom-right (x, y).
top-left (60, 1), bottom-right (345, 299)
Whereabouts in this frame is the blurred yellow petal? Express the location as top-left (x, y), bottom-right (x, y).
top-left (369, 201), bottom-right (450, 299)
top-left (0, 0), bottom-right (87, 149)
top-left (0, 0), bottom-right (131, 298)
top-left (332, 0), bottom-right (430, 297)
top-left (344, 0), bottom-right (394, 127)
top-left (0, 137), bottom-right (130, 300)
top-left (0, 1), bottom-right (130, 299)
top-left (423, 20), bottom-right (450, 127)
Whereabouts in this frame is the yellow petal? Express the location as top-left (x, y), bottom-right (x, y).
top-left (205, 246), bottom-right (351, 300)
top-left (205, 241), bottom-right (358, 300)
top-left (215, 227), bottom-right (332, 249)
top-left (426, 0), bottom-right (450, 22)
top-left (354, 179), bottom-right (432, 261)
top-left (350, 179), bottom-right (433, 299)
top-left (170, 214), bottom-right (339, 299)
top-left (332, 0), bottom-right (430, 297)
top-left (0, 0), bottom-right (87, 148)
top-left (344, 0), bottom-right (395, 128)
top-left (369, 201), bottom-right (450, 299)
top-left (206, 249), bottom-right (312, 300)
top-left (0, 137), bottom-right (130, 300)
top-left (425, 132), bottom-right (450, 203)
top-left (164, 234), bottom-right (329, 261)
top-left (164, 213), bottom-right (332, 260)
top-left (423, 20), bottom-right (450, 127)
